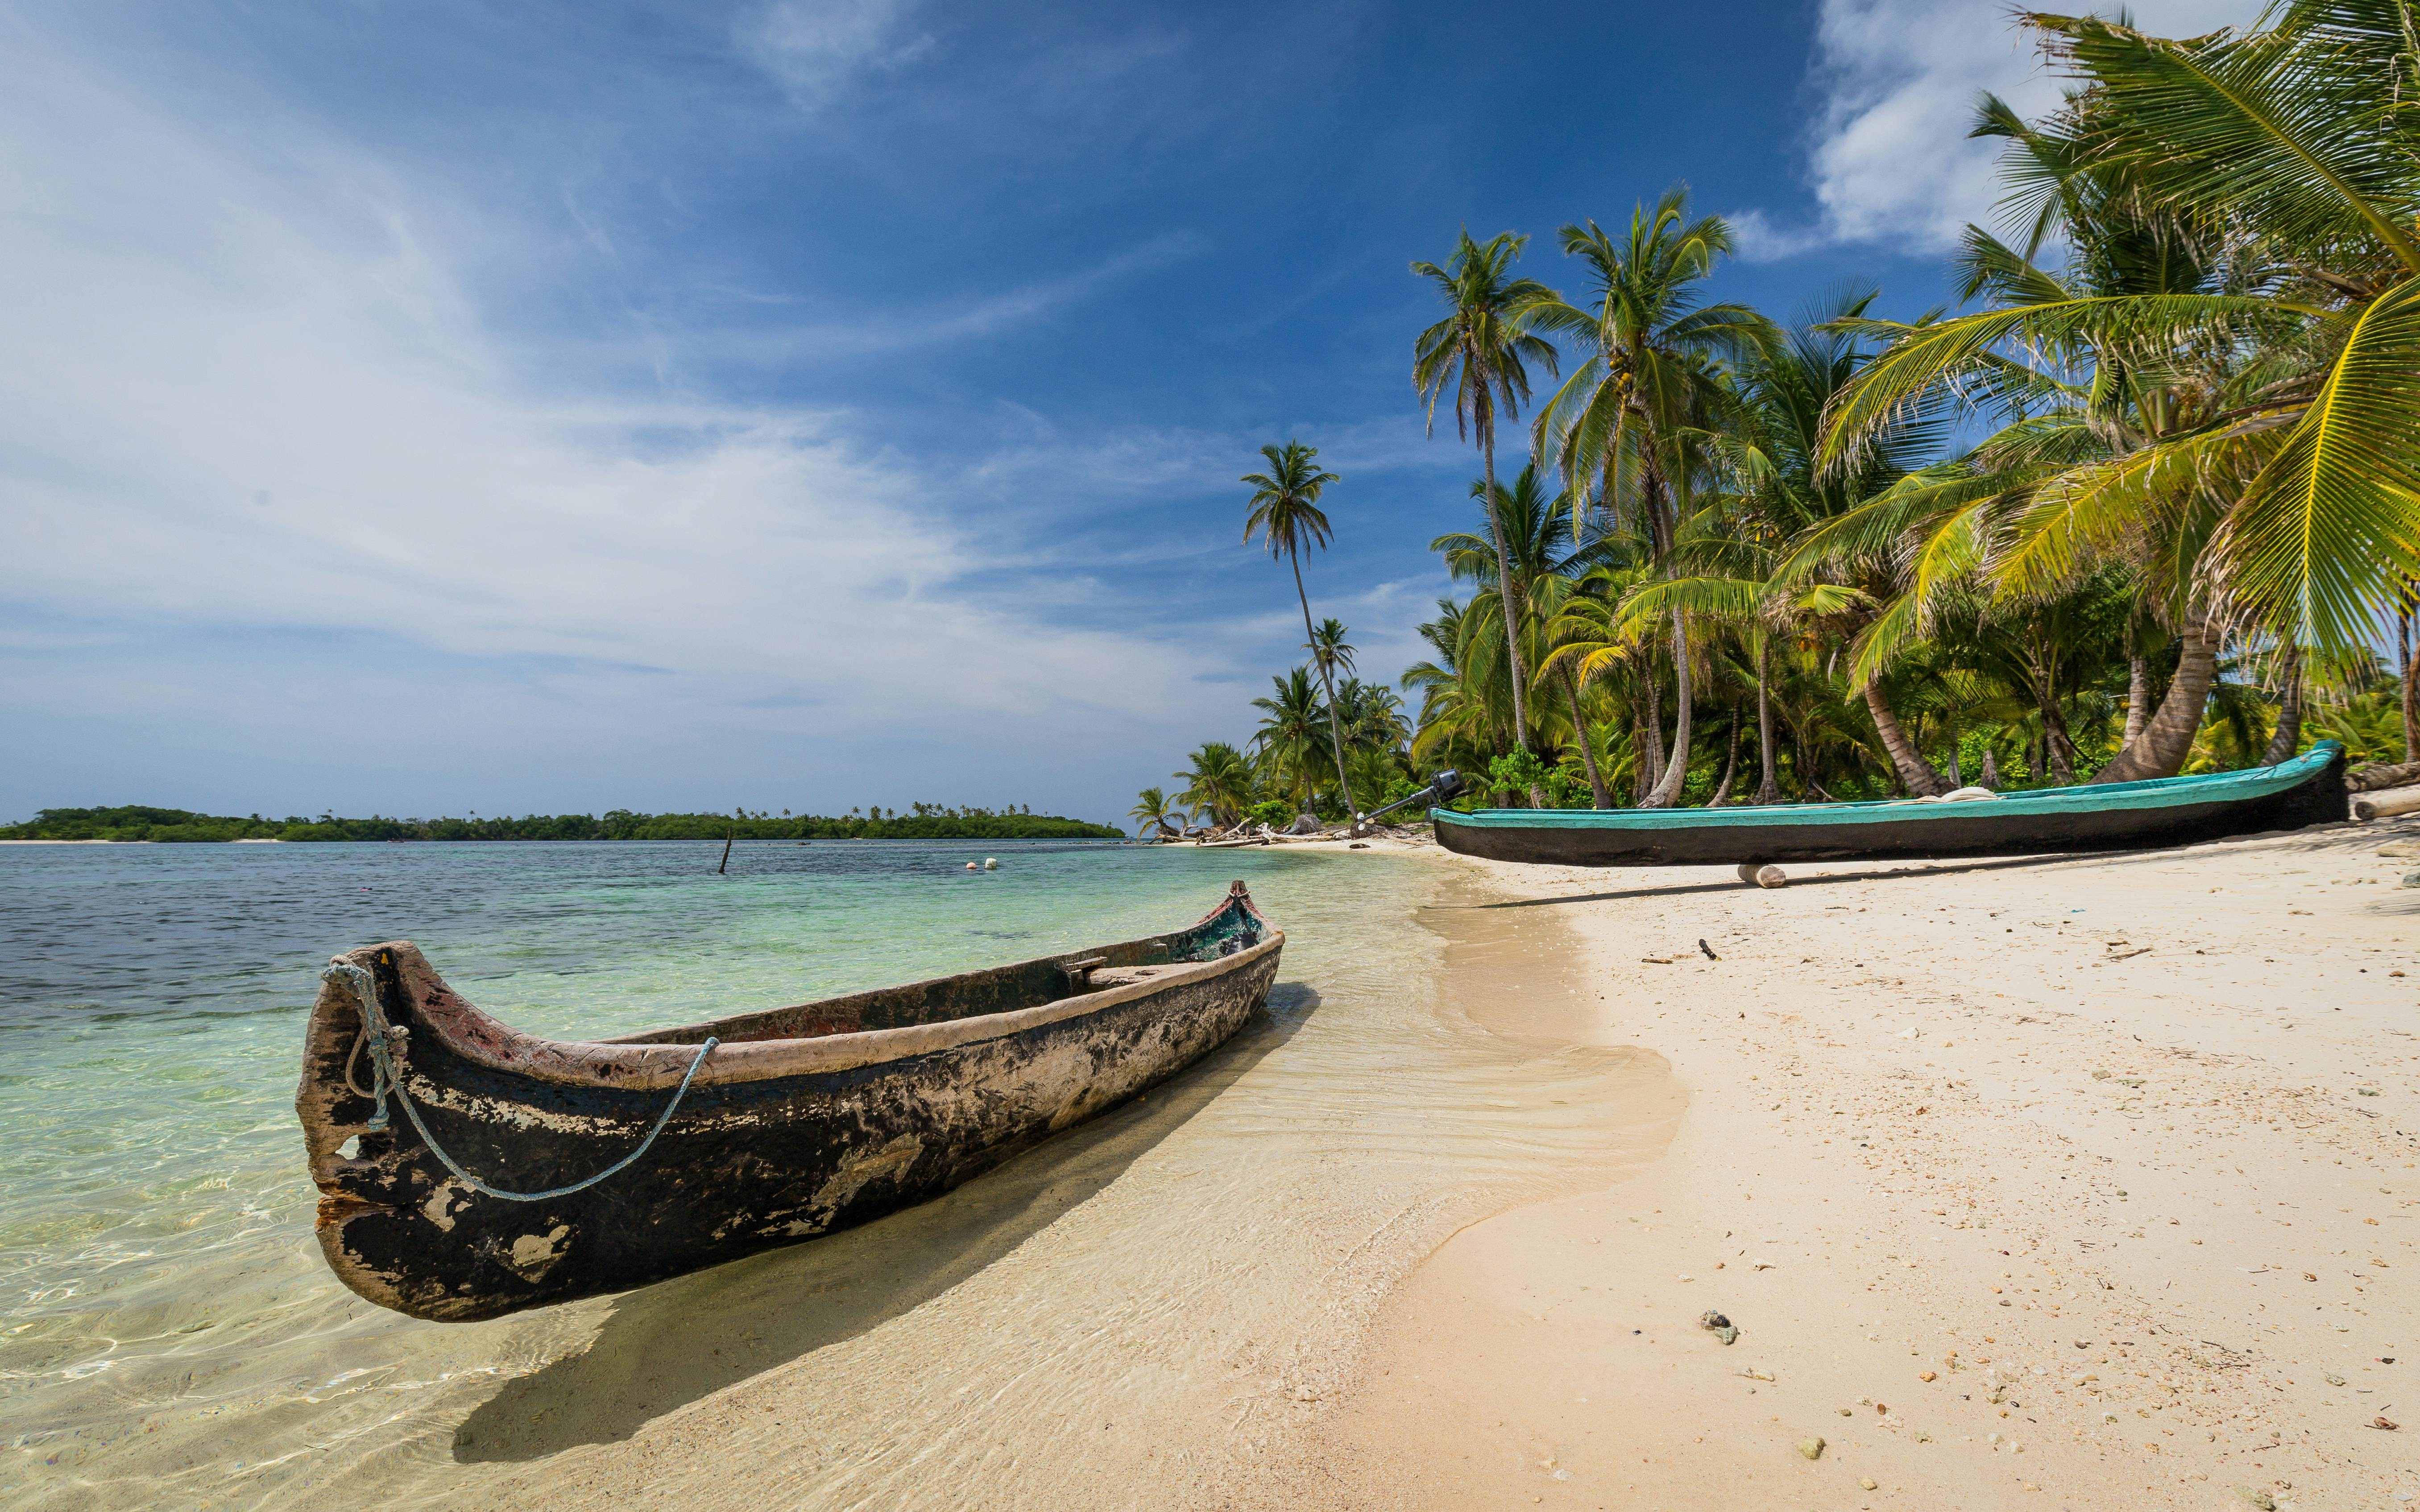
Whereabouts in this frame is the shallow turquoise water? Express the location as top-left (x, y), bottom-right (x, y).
top-left (0, 839), bottom-right (1392, 1503)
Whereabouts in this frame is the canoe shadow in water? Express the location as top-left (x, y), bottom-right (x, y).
top-left (449, 980), bottom-right (1322, 1463)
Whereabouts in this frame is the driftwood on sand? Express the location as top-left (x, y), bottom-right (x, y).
top-left (2347, 760), bottom-right (2420, 794)
top-left (2352, 785), bottom-right (2420, 822)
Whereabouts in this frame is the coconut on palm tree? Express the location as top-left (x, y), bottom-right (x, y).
top-left (1243, 441), bottom-right (1363, 833)
top-left (1413, 230), bottom-right (1561, 804)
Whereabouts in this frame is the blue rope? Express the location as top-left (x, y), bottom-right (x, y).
top-left (322, 961), bottom-right (717, 1204)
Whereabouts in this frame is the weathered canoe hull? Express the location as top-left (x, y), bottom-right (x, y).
top-left (298, 889), bottom-right (1280, 1321)
top-left (1432, 744), bottom-right (2349, 868)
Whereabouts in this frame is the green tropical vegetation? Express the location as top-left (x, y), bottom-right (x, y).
top-left (1145, 1), bottom-right (2420, 830)
top-left (4, 803), bottom-right (1122, 843)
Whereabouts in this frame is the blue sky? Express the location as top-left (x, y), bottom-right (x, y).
top-left (0, 0), bottom-right (2255, 824)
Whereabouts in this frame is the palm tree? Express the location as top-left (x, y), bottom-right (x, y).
top-left (1524, 189), bottom-right (1769, 807)
top-left (1307, 618), bottom-right (1356, 682)
top-left (1128, 787), bottom-right (1187, 838)
top-left (1413, 230), bottom-right (1560, 802)
top-left (1819, 3), bottom-right (2420, 778)
top-left (1434, 462), bottom-right (1617, 807)
top-left (1243, 441), bottom-right (1361, 830)
top-left (1251, 667), bottom-right (1336, 814)
top-left (1173, 742), bottom-right (1254, 830)
top-left (1404, 597), bottom-right (1508, 773)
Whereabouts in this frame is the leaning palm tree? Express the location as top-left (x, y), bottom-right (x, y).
top-left (1128, 787), bottom-right (1187, 839)
top-left (1819, 3), bottom-right (2420, 779)
top-left (1413, 230), bottom-right (1560, 802)
top-left (1524, 189), bottom-right (1769, 806)
top-left (1243, 441), bottom-right (1361, 830)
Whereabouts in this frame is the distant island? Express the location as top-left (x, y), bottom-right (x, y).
top-left (3, 803), bottom-right (1125, 843)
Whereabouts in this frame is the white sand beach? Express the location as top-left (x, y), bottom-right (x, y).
top-left (1270, 824), bottom-right (2419, 1510)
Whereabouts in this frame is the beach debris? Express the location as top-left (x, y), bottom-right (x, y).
top-left (2325, 1373), bottom-right (2346, 1385)
top-left (1795, 1435), bottom-right (1825, 1460)
top-left (2379, 1416), bottom-right (2402, 1430)
top-left (1860, 1477), bottom-right (1879, 1491)
top-left (1919, 1370), bottom-right (1937, 1382)
top-left (2238, 1491), bottom-right (2276, 1511)
top-left (1698, 938), bottom-right (1719, 960)
top-left (1741, 1368), bottom-right (1775, 1382)
top-left (1735, 863), bottom-right (1788, 888)
top-left (1642, 955), bottom-right (1675, 964)
top-left (1348, 842), bottom-right (1369, 849)
top-left (1699, 1310), bottom-right (1738, 1344)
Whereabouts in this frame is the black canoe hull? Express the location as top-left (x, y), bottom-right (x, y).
top-left (1432, 753), bottom-right (2348, 868)
top-left (298, 890), bottom-right (1280, 1321)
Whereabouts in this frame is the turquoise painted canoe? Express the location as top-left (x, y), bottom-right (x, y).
top-left (1431, 742), bottom-right (2349, 868)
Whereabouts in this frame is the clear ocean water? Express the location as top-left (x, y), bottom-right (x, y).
top-left (2, 838), bottom-right (1665, 1510)
top-left (0, 841), bottom-right (1384, 1497)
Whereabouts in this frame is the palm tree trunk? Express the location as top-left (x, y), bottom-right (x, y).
top-left (2036, 684), bottom-right (2078, 785)
top-left (1293, 550), bottom-right (1359, 832)
top-left (1753, 635), bottom-right (1781, 805)
top-left (2089, 610), bottom-right (2219, 784)
top-left (1474, 434), bottom-right (1545, 807)
top-left (2400, 591), bottom-right (2418, 761)
top-left (1639, 610), bottom-right (1693, 807)
top-left (1863, 682), bottom-right (1953, 796)
top-left (1560, 664), bottom-right (1611, 809)
top-left (2123, 656), bottom-right (2151, 748)
top-left (1706, 705), bottom-right (1740, 806)
top-left (2259, 642), bottom-right (2304, 767)
top-left (1638, 678), bottom-right (1665, 801)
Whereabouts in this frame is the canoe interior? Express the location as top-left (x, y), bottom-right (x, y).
top-left (1432, 742), bottom-right (2349, 867)
top-left (295, 884), bottom-right (1282, 1321)
top-left (609, 883), bottom-right (1270, 1047)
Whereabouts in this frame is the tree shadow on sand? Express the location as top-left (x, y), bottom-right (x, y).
top-left (449, 982), bottom-right (1321, 1462)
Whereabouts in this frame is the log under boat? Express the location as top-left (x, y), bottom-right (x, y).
top-left (1432, 741), bottom-right (2348, 868)
top-left (297, 882), bottom-right (1281, 1321)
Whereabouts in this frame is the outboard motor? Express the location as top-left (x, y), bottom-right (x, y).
top-left (1359, 769), bottom-right (1467, 827)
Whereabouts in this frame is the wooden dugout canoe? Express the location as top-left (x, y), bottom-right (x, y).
top-left (1431, 741), bottom-right (2349, 868)
top-left (297, 882), bottom-right (1281, 1322)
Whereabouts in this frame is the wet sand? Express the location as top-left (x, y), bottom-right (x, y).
top-left (1282, 822), bottom-right (2420, 1511)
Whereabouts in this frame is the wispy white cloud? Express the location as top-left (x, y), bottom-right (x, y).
top-left (739, 0), bottom-right (937, 111)
top-left (1736, 0), bottom-right (2267, 260)
top-left (0, 16), bottom-right (1236, 813)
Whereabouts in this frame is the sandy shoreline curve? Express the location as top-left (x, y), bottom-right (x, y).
top-left (1262, 822), bottom-right (2420, 1511)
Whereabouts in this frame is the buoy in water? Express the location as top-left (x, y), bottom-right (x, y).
top-left (964, 861), bottom-right (978, 871)
top-left (983, 857), bottom-right (999, 870)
